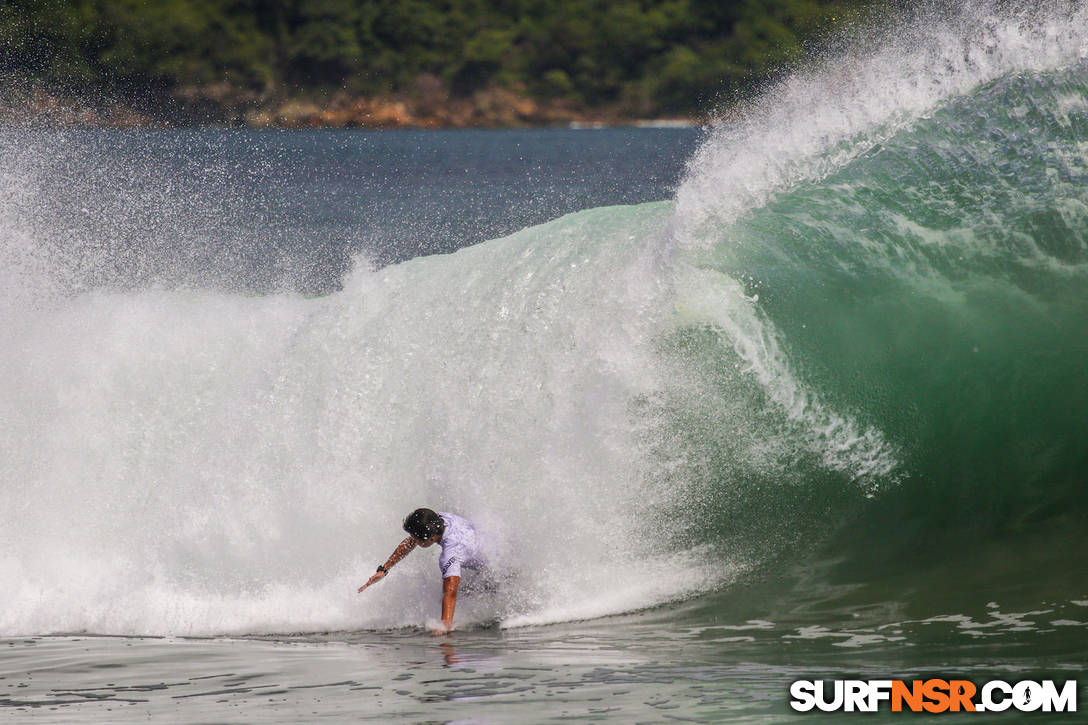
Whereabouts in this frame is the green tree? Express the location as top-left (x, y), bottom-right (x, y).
top-left (2, 0), bottom-right (885, 119)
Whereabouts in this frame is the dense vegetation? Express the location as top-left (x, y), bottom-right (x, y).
top-left (1, 0), bottom-right (881, 121)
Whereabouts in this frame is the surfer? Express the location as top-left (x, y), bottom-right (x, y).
top-left (358, 508), bottom-right (489, 635)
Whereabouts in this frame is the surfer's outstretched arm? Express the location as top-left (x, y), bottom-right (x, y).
top-left (358, 536), bottom-right (418, 593)
top-left (432, 575), bottom-right (460, 636)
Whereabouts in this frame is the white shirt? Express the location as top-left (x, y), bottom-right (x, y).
top-left (438, 512), bottom-right (488, 579)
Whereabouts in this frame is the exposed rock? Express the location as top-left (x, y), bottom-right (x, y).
top-left (1, 83), bottom-right (697, 129)
top-left (0, 89), bottom-right (155, 128)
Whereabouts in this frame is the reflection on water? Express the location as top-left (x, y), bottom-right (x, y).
top-left (1, 631), bottom-right (783, 722)
top-left (3, 601), bottom-right (1086, 723)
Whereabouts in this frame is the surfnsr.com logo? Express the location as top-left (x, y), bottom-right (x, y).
top-left (789, 679), bottom-right (1077, 713)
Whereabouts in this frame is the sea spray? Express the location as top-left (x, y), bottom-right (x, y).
top-left (0, 201), bottom-right (725, 635)
top-left (677, 0), bottom-right (1088, 238)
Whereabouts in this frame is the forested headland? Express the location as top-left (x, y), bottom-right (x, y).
top-left (1, 0), bottom-right (884, 127)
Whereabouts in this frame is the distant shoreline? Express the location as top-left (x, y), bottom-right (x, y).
top-left (2, 87), bottom-right (701, 130)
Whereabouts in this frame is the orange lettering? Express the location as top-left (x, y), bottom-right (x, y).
top-left (892, 680), bottom-right (924, 712)
top-left (923, 679), bottom-right (951, 713)
top-left (949, 680), bottom-right (976, 712)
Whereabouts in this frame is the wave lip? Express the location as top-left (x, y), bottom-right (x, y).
top-left (676, 0), bottom-right (1088, 240)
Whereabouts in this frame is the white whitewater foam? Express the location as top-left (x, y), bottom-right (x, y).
top-left (0, 203), bottom-right (733, 636)
top-left (671, 266), bottom-right (899, 493)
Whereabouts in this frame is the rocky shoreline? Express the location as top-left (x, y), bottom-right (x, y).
top-left (3, 85), bottom-right (698, 130)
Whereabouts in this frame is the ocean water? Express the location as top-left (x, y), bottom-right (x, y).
top-left (3, 2), bottom-right (1088, 722)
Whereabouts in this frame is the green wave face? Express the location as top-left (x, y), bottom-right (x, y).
top-left (664, 62), bottom-right (1088, 586)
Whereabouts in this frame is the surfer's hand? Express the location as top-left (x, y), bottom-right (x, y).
top-left (357, 571), bottom-right (386, 592)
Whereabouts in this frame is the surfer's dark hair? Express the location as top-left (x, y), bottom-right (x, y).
top-left (403, 508), bottom-right (445, 541)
